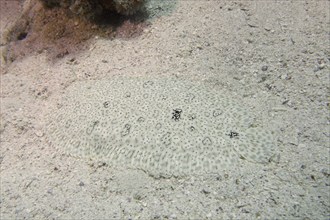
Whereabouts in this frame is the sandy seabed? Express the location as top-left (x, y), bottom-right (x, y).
top-left (1, 0), bottom-right (329, 219)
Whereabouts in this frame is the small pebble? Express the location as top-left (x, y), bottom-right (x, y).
top-left (318, 63), bottom-right (325, 70)
top-left (261, 65), bottom-right (268, 71)
top-left (47, 189), bottom-right (53, 195)
top-left (170, 214), bottom-right (177, 219)
top-left (257, 75), bottom-right (267, 83)
top-left (143, 28), bottom-right (150, 33)
top-left (321, 168), bottom-right (330, 177)
top-left (202, 189), bottom-right (211, 194)
top-left (264, 27), bottom-right (272, 31)
top-left (280, 74), bottom-right (288, 80)
top-left (79, 181), bottom-right (85, 186)
top-left (35, 130), bottom-right (44, 137)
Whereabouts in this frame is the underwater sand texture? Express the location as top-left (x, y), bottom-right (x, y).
top-left (45, 76), bottom-right (276, 177)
